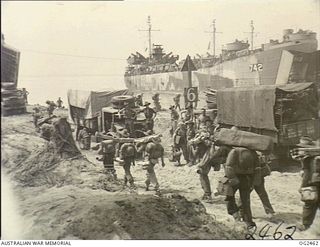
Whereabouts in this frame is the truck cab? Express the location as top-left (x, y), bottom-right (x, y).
top-left (97, 95), bottom-right (149, 140)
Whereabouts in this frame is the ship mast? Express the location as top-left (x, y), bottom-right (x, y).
top-left (139, 16), bottom-right (160, 59)
top-left (205, 19), bottom-right (222, 57)
top-left (244, 20), bottom-right (258, 51)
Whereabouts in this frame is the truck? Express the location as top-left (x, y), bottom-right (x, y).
top-left (99, 95), bottom-right (150, 139)
top-left (67, 89), bottom-right (149, 140)
top-left (214, 82), bottom-right (319, 166)
top-left (1, 34), bottom-right (26, 116)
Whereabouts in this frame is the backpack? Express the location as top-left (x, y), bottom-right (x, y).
top-left (99, 140), bottom-right (115, 154)
top-left (120, 143), bottom-right (135, 158)
top-left (227, 148), bottom-right (257, 175)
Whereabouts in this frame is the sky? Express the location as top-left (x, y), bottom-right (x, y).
top-left (1, 0), bottom-right (319, 104)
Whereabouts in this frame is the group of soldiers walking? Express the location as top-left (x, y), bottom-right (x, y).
top-left (95, 95), bottom-right (164, 193)
top-left (31, 92), bottom-right (319, 231)
top-left (95, 133), bottom-right (165, 195)
top-left (167, 97), bottom-right (320, 229)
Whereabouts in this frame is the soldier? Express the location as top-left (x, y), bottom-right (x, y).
top-left (225, 126), bottom-right (275, 217)
top-left (144, 136), bottom-right (165, 194)
top-left (22, 88), bottom-right (29, 104)
top-left (123, 104), bottom-right (136, 137)
top-left (119, 141), bottom-right (137, 189)
top-left (292, 137), bottom-right (320, 231)
top-left (198, 108), bottom-right (211, 130)
top-left (181, 103), bottom-right (194, 123)
top-left (173, 122), bottom-right (189, 165)
top-left (169, 145), bottom-right (182, 166)
top-left (173, 93), bottom-right (181, 111)
top-left (152, 93), bottom-right (161, 112)
top-left (135, 93), bottom-right (143, 107)
top-left (185, 120), bottom-right (197, 167)
top-left (197, 138), bottom-right (231, 202)
top-left (56, 97), bottom-right (63, 108)
top-left (254, 152), bottom-right (275, 217)
top-left (46, 100), bottom-right (56, 117)
top-left (141, 102), bottom-right (157, 133)
top-left (115, 127), bottom-right (130, 157)
top-left (169, 105), bottom-right (179, 136)
top-left (32, 107), bottom-right (41, 130)
top-left (78, 126), bottom-right (91, 150)
top-left (74, 113), bottom-right (81, 141)
top-left (224, 147), bottom-right (260, 227)
top-left (97, 140), bottom-right (117, 179)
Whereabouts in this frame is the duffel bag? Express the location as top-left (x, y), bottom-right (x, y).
top-left (214, 128), bottom-right (274, 152)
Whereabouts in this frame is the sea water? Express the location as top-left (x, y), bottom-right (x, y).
top-left (19, 75), bottom-right (125, 106)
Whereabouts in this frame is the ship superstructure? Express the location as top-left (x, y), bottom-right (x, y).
top-left (125, 19), bottom-right (319, 92)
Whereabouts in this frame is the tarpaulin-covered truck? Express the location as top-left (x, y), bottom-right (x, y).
top-left (67, 89), bottom-right (149, 139)
top-left (215, 82), bottom-right (320, 165)
top-left (67, 89), bottom-right (129, 134)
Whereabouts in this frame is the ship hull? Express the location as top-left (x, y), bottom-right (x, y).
top-left (125, 41), bottom-right (318, 92)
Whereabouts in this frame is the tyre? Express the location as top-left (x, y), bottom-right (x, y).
top-left (111, 95), bottom-right (135, 109)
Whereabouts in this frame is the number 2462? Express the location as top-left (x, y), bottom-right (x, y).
top-left (245, 221), bottom-right (296, 240)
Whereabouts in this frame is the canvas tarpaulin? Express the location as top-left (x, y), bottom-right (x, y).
top-left (67, 89), bottom-right (128, 120)
top-left (217, 85), bottom-right (277, 131)
top-left (216, 83), bottom-right (316, 131)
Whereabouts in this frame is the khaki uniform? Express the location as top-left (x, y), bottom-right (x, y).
top-left (32, 111), bottom-right (41, 128)
top-left (173, 126), bottom-right (189, 163)
top-left (142, 107), bottom-right (156, 132)
top-left (170, 109), bottom-right (179, 136)
top-left (253, 156), bottom-right (275, 214)
top-left (152, 94), bottom-right (161, 112)
top-left (119, 143), bottom-right (136, 187)
top-left (198, 144), bottom-right (231, 197)
top-left (186, 125), bottom-right (196, 166)
top-left (57, 98), bottom-right (63, 108)
top-left (198, 114), bottom-right (210, 129)
top-left (136, 95), bottom-right (143, 106)
top-left (22, 89), bottom-right (29, 104)
top-left (225, 147), bottom-right (259, 226)
top-left (301, 156), bottom-right (320, 228)
top-left (99, 140), bottom-right (117, 178)
top-left (184, 109), bottom-right (193, 122)
top-left (124, 107), bottom-right (136, 136)
top-left (47, 102), bottom-right (56, 117)
top-left (173, 95), bottom-right (181, 111)
top-left (144, 142), bottom-right (165, 191)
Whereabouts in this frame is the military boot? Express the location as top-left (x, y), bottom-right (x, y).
top-left (201, 194), bottom-right (213, 203)
top-left (129, 180), bottom-right (136, 190)
top-left (145, 181), bottom-right (150, 191)
top-left (232, 211), bottom-right (242, 221)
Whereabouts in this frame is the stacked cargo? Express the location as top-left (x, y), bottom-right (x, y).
top-left (1, 35), bottom-right (26, 116)
top-left (204, 88), bottom-right (217, 109)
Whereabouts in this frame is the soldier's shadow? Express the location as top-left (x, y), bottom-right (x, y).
top-left (266, 212), bottom-right (301, 225)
